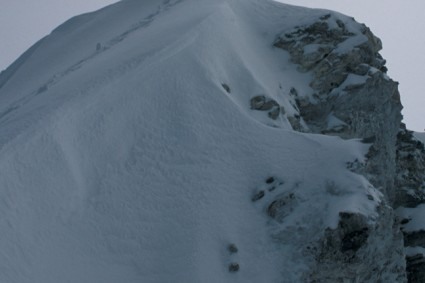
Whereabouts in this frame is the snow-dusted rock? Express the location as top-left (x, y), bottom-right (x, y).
top-left (274, 11), bottom-right (412, 282)
top-left (394, 127), bottom-right (425, 282)
top-left (274, 13), bottom-right (403, 200)
top-left (274, 14), bottom-right (385, 95)
top-left (310, 208), bottom-right (405, 282)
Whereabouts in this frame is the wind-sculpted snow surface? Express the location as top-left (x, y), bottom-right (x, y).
top-left (0, 0), bottom-right (413, 282)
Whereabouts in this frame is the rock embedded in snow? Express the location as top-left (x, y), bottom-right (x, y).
top-left (266, 192), bottom-right (296, 221)
top-left (249, 95), bottom-right (281, 120)
top-left (227, 243), bottom-right (238, 254)
top-left (251, 190), bottom-right (265, 202)
top-left (265, 176), bottom-right (275, 184)
top-left (228, 263), bottom-right (240, 273)
top-left (221, 83), bottom-right (231, 93)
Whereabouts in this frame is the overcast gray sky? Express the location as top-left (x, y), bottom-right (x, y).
top-left (0, 0), bottom-right (423, 131)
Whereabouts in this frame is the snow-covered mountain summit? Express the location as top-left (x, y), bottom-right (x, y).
top-left (0, 0), bottom-right (422, 282)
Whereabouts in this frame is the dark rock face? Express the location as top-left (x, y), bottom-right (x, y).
top-left (274, 14), bottom-right (402, 202)
top-left (309, 209), bottom-right (405, 282)
top-left (319, 213), bottom-right (370, 260)
top-left (404, 231), bottom-right (425, 248)
top-left (394, 128), bottom-right (425, 282)
top-left (273, 13), bottom-right (408, 282)
top-left (406, 254), bottom-right (425, 283)
top-left (338, 213), bottom-right (369, 252)
top-left (340, 228), bottom-right (369, 252)
top-left (395, 128), bottom-right (425, 208)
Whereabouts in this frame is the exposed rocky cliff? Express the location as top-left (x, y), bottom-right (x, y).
top-left (270, 12), bottom-right (424, 282)
top-left (395, 128), bottom-right (425, 282)
top-left (274, 13), bottom-right (402, 201)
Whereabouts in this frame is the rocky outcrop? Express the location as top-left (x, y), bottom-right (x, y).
top-left (309, 208), bottom-right (405, 282)
top-left (395, 127), bottom-right (425, 208)
top-left (272, 13), bottom-right (409, 281)
top-left (274, 13), bottom-right (402, 201)
top-left (406, 254), bottom-right (425, 282)
top-left (394, 127), bottom-right (425, 282)
top-left (274, 14), bottom-right (386, 96)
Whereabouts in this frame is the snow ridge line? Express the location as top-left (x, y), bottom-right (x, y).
top-left (0, 0), bottom-right (185, 126)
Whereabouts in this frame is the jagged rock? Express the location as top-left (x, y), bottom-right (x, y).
top-left (274, 15), bottom-right (384, 96)
top-left (274, 17), bottom-right (409, 280)
top-left (268, 107), bottom-right (280, 120)
top-left (340, 227), bottom-right (369, 252)
top-left (303, 71), bottom-right (400, 199)
top-left (337, 212), bottom-right (370, 253)
top-left (346, 158), bottom-right (366, 173)
top-left (275, 14), bottom-right (403, 203)
top-left (250, 95), bottom-right (281, 120)
top-left (394, 128), bottom-right (425, 208)
top-left (340, 230), bottom-right (368, 253)
top-left (406, 254), bottom-right (425, 283)
top-left (289, 87), bottom-right (298, 96)
top-left (397, 192), bottom-right (425, 209)
top-left (260, 100), bottom-right (279, 111)
top-left (287, 115), bottom-right (305, 132)
top-left (394, 128), bottom-right (425, 281)
top-left (404, 231), bottom-right (425, 248)
top-left (310, 209), bottom-right (406, 282)
top-left (250, 95), bottom-right (267, 109)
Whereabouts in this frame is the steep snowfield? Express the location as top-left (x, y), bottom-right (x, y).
top-left (0, 0), bottom-right (381, 282)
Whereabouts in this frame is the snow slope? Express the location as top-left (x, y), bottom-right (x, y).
top-left (0, 0), bottom-right (382, 282)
